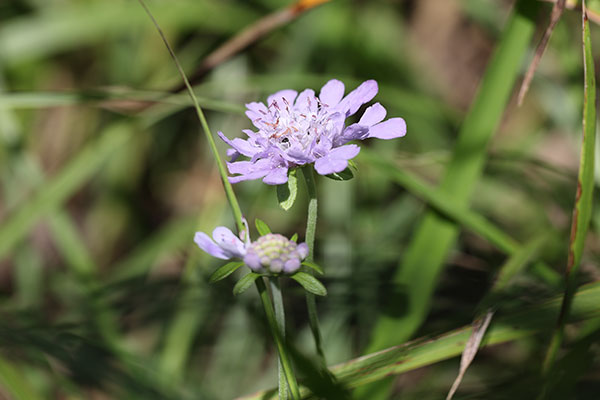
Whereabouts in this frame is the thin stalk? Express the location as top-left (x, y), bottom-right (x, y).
top-left (136, 0), bottom-right (244, 233)
top-left (541, 1), bottom-right (597, 384)
top-left (300, 166), bottom-right (326, 365)
top-left (258, 278), bottom-right (301, 400)
top-left (137, 2), bottom-right (300, 395)
top-left (270, 277), bottom-right (289, 400)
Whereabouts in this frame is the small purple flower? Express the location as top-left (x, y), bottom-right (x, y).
top-left (194, 227), bottom-right (309, 275)
top-left (218, 79), bottom-right (406, 184)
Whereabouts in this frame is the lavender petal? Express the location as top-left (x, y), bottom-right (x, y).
top-left (337, 80), bottom-right (378, 116)
top-left (295, 89), bottom-right (317, 112)
top-left (267, 89), bottom-right (298, 107)
top-left (314, 144), bottom-right (360, 175)
top-left (262, 166), bottom-right (289, 185)
top-left (368, 118), bottom-right (407, 139)
top-left (358, 102), bottom-right (387, 126)
top-left (194, 232), bottom-right (229, 260)
top-left (212, 227), bottom-right (246, 258)
top-left (297, 243), bottom-right (309, 259)
top-left (334, 123), bottom-right (369, 147)
top-left (319, 79), bottom-right (345, 108)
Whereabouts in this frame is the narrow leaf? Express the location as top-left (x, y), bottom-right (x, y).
top-left (446, 310), bottom-right (494, 400)
top-left (209, 261), bottom-right (245, 283)
top-left (277, 168), bottom-right (298, 210)
top-left (301, 261), bottom-right (324, 275)
top-left (255, 218), bottom-right (272, 236)
top-left (363, 0), bottom-right (544, 359)
top-left (543, 1), bottom-right (598, 375)
top-left (290, 233), bottom-right (298, 242)
top-left (291, 272), bottom-right (327, 296)
top-left (233, 272), bottom-right (261, 295)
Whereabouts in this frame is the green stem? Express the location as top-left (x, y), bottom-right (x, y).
top-left (137, 2), bottom-right (300, 395)
top-left (136, 0), bottom-right (244, 234)
top-left (257, 278), bottom-right (301, 400)
top-left (270, 277), bottom-right (290, 400)
top-left (301, 166), bottom-right (326, 365)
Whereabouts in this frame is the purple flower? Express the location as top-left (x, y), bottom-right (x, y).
top-left (218, 79), bottom-right (406, 184)
top-left (195, 227), bottom-right (309, 274)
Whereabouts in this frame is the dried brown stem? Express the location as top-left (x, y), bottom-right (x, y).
top-left (517, 0), bottom-right (566, 106)
top-left (170, 0), bottom-right (331, 93)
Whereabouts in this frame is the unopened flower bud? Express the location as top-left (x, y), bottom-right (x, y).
top-left (243, 233), bottom-right (309, 274)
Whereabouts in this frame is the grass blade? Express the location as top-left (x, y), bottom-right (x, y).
top-left (542, 1), bottom-right (597, 376)
top-left (0, 122), bottom-right (133, 260)
top-left (364, 0), bottom-right (541, 352)
top-left (359, 3), bottom-right (541, 396)
top-left (240, 281), bottom-right (600, 399)
top-left (0, 355), bottom-right (44, 400)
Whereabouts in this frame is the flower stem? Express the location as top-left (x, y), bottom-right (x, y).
top-left (137, 2), bottom-right (299, 395)
top-left (270, 277), bottom-right (290, 400)
top-left (257, 278), bottom-right (300, 400)
top-left (300, 166), bottom-right (326, 366)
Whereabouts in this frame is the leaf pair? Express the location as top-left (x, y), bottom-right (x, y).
top-left (212, 261), bottom-right (326, 296)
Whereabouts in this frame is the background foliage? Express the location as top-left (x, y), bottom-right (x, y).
top-left (0, 0), bottom-right (599, 399)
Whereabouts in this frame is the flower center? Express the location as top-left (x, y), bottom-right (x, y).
top-left (257, 97), bottom-right (336, 152)
top-left (243, 233), bottom-right (304, 274)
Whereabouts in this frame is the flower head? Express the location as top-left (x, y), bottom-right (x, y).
top-left (219, 79), bottom-right (406, 184)
top-left (194, 227), bottom-right (308, 275)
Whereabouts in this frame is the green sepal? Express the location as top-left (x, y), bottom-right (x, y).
top-left (233, 272), bottom-right (261, 295)
top-left (255, 218), bottom-right (272, 236)
top-left (301, 261), bottom-right (324, 275)
top-left (291, 271), bottom-right (327, 296)
top-left (290, 233), bottom-right (298, 242)
top-left (209, 261), bottom-right (245, 283)
top-left (276, 168), bottom-right (298, 210)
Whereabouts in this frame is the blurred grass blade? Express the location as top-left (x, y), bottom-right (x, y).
top-left (360, 2), bottom-right (541, 396)
top-left (542, 2), bottom-right (597, 376)
top-left (490, 234), bottom-right (550, 295)
top-left (0, 355), bottom-right (44, 400)
top-left (108, 215), bottom-right (199, 283)
top-left (365, 0), bottom-right (541, 352)
top-left (0, 123), bottom-right (133, 260)
top-left (0, 90), bottom-right (246, 115)
top-left (361, 150), bottom-right (561, 285)
top-left (0, 1), bottom-right (257, 65)
top-left (240, 281), bottom-right (600, 399)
